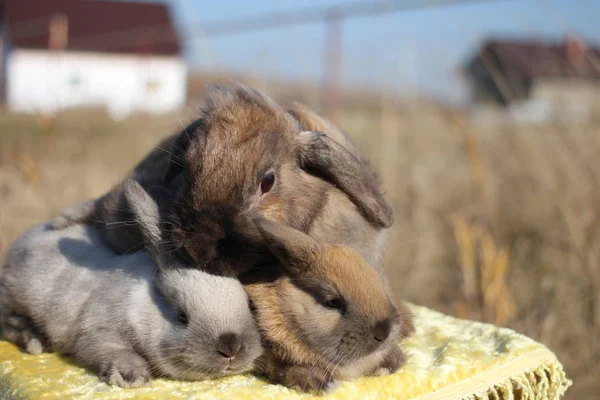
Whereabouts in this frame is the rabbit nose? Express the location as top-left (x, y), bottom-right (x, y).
top-left (217, 333), bottom-right (241, 359)
top-left (373, 319), bottom-right (392, 342)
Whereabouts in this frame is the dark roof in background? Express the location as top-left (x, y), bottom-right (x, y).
top-left (1, 0), bottom-right (182, 56)
top-left (467, 38), bottom-right (600, 81)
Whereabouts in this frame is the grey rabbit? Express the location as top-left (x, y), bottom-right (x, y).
top-left (0, 180), bottom-right (263, 388)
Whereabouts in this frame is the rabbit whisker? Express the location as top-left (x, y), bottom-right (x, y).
top-left (154, 145), bottom-right (186, 167)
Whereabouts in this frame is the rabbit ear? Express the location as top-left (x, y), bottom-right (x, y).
top-left (164, 118), bottom-right (205, 184)
top-left (253, 217), bottom-right (318, 274)
top-left (296, 131), bottom-right (394, 228)
top-left (123, 180), bottom-right (164, 260)
top-left (287, 102), bottom-right (353, 154)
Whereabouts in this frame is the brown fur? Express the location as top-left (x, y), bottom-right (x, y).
top-left (320, 247), bottom-right (391, 317)
top-left (50, 84), bottom-right (393, 276)
top-left (244, 219), bottom-right (409, 393)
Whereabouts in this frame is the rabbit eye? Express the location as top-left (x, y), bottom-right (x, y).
top-left (177, 310), bottom-right (189, 326)
top-left (323, 298), bottom-right (346, 315)
top-left (260, 173), bottom-right (275, 194)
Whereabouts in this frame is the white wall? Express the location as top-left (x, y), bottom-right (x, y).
top-left (510, 79), bottom-right (600, 123)
top-left (6, 50), bottom-right (187, 119)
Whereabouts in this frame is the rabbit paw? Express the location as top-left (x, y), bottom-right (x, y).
top-left (372, 346), bottom-right (406, 376)
top-left (3, 314), bottom-right (51, 354)
top-left (25, 337), bottom-right (44, 355)
top-left (282, 364), bottom-right (337, 393)
top-left (100, 352), bottom-right (150, 388)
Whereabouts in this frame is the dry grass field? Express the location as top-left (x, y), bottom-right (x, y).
top-left (0, 92), bottom-right (598, 399)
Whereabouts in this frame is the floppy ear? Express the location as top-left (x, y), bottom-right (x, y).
top-left (123, 179), bottom-right (164, 260)
top-left (253, 217), bottom-right (319, 274)
top-left (296, 131), bottom-right (394, 228)
top-left (164, 118), bottom-right (205, 184)
top-left (287, 102), bottom-right (356, 156)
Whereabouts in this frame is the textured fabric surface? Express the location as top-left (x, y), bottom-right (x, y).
top-left (0, 303), bottom-right (571, 400)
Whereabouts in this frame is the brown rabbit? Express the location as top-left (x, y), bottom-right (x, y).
top-left (244, 218), bottom-right (410, 393)
top-left (50, 84), bottom-right (394, 275)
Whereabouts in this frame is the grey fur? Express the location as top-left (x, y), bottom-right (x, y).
top-left (0, 182), bottom-right (262, 388)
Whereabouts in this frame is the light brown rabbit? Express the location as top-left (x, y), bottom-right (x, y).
top-left (244, 218), bottom-right (411, 393)
top-left (50, 84), bottom-right (394, 276)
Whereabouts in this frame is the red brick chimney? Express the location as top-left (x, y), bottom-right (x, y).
top-left (565, 36), bottom-right (586, 67)
top-left (48, 13), bottom-right (68, 51)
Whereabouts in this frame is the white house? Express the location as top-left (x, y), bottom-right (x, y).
top-left (0, 0), bottom-right (187, 119)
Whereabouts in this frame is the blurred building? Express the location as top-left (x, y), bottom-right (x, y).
top-left (0, 0), bottom-right (186, 118)
top-left (464, 38), bottom-right (600, 122)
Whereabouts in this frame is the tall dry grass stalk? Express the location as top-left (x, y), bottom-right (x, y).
top-left (452, 216), bottom-right (516, 326)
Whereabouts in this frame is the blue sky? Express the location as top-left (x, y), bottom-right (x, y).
top-left (165, 0), bottom-right (599, 103)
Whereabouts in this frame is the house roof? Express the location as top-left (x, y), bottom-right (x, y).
top-left (0, 0), bottom-right (182, 56)
top-left (467, 38), bottom-right (600, 81)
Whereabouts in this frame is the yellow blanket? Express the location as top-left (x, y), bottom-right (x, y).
top-left (0, 303), bottom-right (571, 400)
